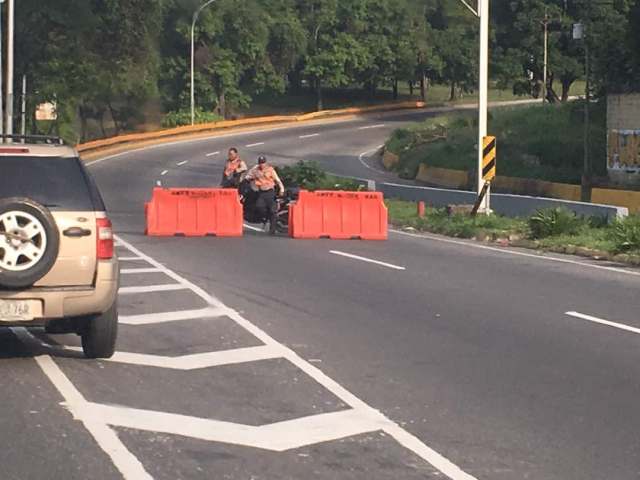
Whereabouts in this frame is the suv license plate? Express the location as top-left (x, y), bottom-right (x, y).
top-left (0, 300), bottom-right (35, 321)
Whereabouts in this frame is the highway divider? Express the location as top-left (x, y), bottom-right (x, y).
top-left (145, 188), bottom-right (243, 237)
top-left (288, 190), bottom-right (388, 240)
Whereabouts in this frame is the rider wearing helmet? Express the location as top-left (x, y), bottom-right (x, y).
top-left (221, 147), bottom-right (248, 188)
top-left (244, 155), bottom-right (285, 234)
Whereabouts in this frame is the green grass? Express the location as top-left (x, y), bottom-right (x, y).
top-left (385, 100), bottom-right (607, 185)
top-left (386, 198), bottom-right (640, 262)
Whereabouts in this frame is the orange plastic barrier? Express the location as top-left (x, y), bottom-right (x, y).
top-left (145, 188), bottom-right (243, 237)
top-left (288, 190), bottom-right (387, 240)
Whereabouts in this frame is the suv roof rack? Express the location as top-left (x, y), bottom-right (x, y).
top-left (0, 134), bottom-right (64, 145)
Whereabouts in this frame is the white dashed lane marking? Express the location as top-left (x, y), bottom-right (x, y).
top-left (160, 170), bottom-right (169, 176)
top-left (566, 311), bottom-right (640, 335)
top-left (25, 235), bottom-right (476, 480)
top-left (358, 124), bottom-right (386, 130)
top-left (177, 160), bottom-right (189, 166)
top-left (205, 151), bottom-right (220, 157)
top-left (120, 268), bottom-right (162, 275)
top-left (245, 142), bottom-right (265, 148)
top-left (299, 133), bottom-right (320, 139)
top-left (330, 250), bottom-right (406, 271)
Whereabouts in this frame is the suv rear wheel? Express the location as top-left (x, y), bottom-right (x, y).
top-left (0, 198), bottom-right (60, 289)
top-left (81, 302), bottom-right (118, 359)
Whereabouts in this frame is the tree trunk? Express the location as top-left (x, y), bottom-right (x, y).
top-left (420, 73), bottom-right (426, 101)
top-left (98, 112), bottom-right (107, 138)
top-left (449, 81), bottom-right (457, 101)
top-left (79, 106), bottom-right (89, 142)
top-left (316, 79), bottom-right (323, 111)
top-left (561, 79), bottom-right (573, 102)
top-left (217, 90), bottom-right (226, 119)
top-left (107, 102), bottom-right (121, 135)
top-left (409, 81), bottom-right (414, 97)
top-left (547, 74), bottom-right (561, 103)
top-left (392, 79), bottom-right (399, 100)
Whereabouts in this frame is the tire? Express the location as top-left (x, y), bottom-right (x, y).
top-left (81, 302), bottom-right (118, 359)
top-left (0, 197), bottom-right (60, 289)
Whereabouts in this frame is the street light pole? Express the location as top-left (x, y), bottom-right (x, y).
top-left (190, 0), bottom-right (216, 126)
top-left (0, 0), bottom-right (5, 138)
top-left (477, 0), bottom-right (490, 213)
top-left (542, 9), bottom-right (549, 104)
top-left (5, 0), bottom-right (13, 137)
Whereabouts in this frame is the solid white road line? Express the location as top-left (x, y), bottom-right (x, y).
top-left (206, 151), bottom-right (220, 157)
top-left (358, 124), bottom-right (386, 130)
top-left (85, 345), bottom-right (285, 370)
top-left (358, 146), bottom-right (386, 174)
top-left (299, 133), bottom-right (320, 139)
top-left (118, 256), bottom-right (144, 262)
top-left (119, 307), bottom-right (230, 325)
top-left (79, 403), bottom-right (389, 453)
top-left (113, 235), bottom-right (474, 479)
top-left (243, 223), bottom-right (264, 232)
top-left (245, 142), bottom-right (265, 148)
top-left (392, 229), bottom-right (640, 278)
top-left (565, 311), bottom-right (640, 335)
top-left (118, 284), bottom-right (188, 295)
top-left (120, 267), bottom-right (163, 275)
top-left (177, 160), bottom-right (189, 166)
top-left (330, 250), bottom-right (406, 271)
top-left (33, 354), bottom-right (153, 480)
top-left (160, 170), bottom-right (169, 176)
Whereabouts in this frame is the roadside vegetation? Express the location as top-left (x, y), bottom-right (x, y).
top-left (385, 101), bottom-right (607, 184)
top-left (387, 200), bottom-right (640, 264)
top-left (277, 161), bottom-right (364, 191)
top-left (19, 1), bottom-right (640, 143)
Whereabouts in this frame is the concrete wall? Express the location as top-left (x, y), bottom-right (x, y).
top-left (608, 94), bottom-right (640, 130)
top-left (375, 182), bottom-right (628, 221)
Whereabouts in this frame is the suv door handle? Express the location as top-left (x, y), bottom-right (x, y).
top-left (63, 227), bottom-right (92, 238)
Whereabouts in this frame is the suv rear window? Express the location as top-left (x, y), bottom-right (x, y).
top-left (0, 156), bottom-right (105, 211)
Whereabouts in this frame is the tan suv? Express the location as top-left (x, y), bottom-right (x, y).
top-left (0, 136), bottom-right (119, 358)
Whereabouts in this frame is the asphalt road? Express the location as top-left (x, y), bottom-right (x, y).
top-left (2, 107), bottom-right (640, 480)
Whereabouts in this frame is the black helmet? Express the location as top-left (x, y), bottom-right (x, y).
top-left (257, 155), bottom-right (267, 164)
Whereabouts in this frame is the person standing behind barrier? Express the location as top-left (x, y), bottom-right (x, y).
top-left (245, 155), bottom-right (285, 234)
top-left (221, 147), bottom-right (247, 188)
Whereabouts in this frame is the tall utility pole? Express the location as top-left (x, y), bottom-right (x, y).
top-left (542, 9), bottom-right (549, 104)
top-left (5, 0), bottom-right (14, 137)
top-left (190, 0), bottom-right (216, 126)
top-left (582, 20), bottom-right (591, 201)
top-left (20, 74), bottom-right (26, 138)
top-left (457, 0), bottom-right (491, 213)
top-left (477, 0), bottom-right (490, 212)
top-left (0, 0), bottom-right (5, 138)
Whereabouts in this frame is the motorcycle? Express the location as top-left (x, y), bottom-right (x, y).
top-left (238, 179), bottom-right (298, 234)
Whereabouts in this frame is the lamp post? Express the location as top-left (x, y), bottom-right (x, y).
top-left (190, 0), bottom-right (216, 126)
top-left (458, 0), bottom-right (491, 213)
top-left (5, 0), bottom-right (13, 137)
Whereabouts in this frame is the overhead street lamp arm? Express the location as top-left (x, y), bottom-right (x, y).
top-left (190, 0), bottom-right (217, 126)
top-left (458, 0), bottom-right (479, 17)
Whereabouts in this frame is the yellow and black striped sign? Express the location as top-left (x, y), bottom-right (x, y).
top-left (482, 136), bottom-right (496, 182)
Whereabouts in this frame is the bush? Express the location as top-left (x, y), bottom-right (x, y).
top-left (162, 108), bottom-right (222, 128)
top-left (276, 161), bottom-right (364, 191)
top-left (528, 208), bottom-right (583, 239)
top-left (277, 161), bottom-right (326, 188)
top-left (609, 215), bottom-right (640, 253)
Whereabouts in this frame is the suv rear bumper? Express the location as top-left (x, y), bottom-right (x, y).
top-left (0, 260), bottom-right (118, 321)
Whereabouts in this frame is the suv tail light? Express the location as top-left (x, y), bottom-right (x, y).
top-left (97, 217), bottom-right (114, 259)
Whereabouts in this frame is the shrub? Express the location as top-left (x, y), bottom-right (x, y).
top-left (277, 161), bottom-right (326, 188)
top-left (609, 215), bottom-right (640, 253)
top-left (162, 109), bottom-right (222, 128)
top-left (528, 208), bottom-right (583, 239)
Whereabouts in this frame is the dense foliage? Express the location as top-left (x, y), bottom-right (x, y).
top-left (13, 0), bottom-right (640, 141)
